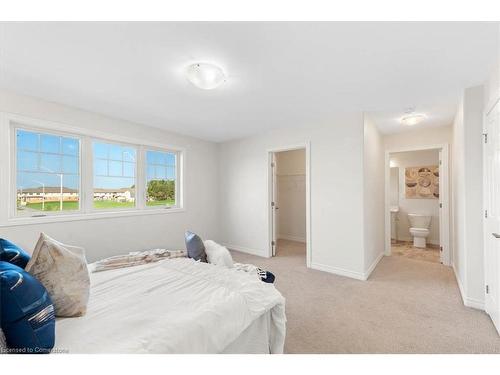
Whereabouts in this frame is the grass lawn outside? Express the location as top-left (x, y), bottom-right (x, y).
top-left (146, 199), bottom-right (175, 207)
top-left (22, 199), bottom-right (176, 211)
top-left (22, 201), bottom-right (79, 211)
top-left (93, 200), bottom-right (135, 209)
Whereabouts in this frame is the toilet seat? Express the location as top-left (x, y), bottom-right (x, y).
top-left (409, 227), bottom-right (429, 236)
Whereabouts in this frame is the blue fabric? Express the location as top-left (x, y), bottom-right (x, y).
top-left (261, 271), bottom-right (275, 284)
top-left (257, 268), bottom-right (275, 283)
top-left (185, 231), bottom-right (207, 262)
top-left (0, 261), bottom-right (55, 354)
top-left (0, 238), bottom-right (31, 269)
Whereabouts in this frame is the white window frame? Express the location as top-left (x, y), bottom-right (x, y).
top-left (0, 112), bottom-right (186, 227)
top-left (11, 124), bottom-right (83, 218)
top-left (143, 146), bottom-right (182, 210)
top-left (90, 138), bottom-right (139, 212)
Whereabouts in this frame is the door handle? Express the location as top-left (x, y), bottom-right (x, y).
top-left (492, 233), bottom-right (500, 238)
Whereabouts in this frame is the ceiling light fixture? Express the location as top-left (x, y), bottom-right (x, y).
top-left (400, 109), bottom-right (426, 126)
top-left (185, 62), bottom-right (226, 90)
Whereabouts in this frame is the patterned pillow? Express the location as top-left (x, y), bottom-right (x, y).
top-left (0, 261), bottom-right (55, 353)
top-left (0, 238), bottom-right (31, 269)
top-left (25, 233), bottom-right (90, 317)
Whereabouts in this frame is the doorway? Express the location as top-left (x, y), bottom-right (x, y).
top-left (385, 144), bottom-right (450, 266)
top-left (268, 144), bottom-right (311, 267)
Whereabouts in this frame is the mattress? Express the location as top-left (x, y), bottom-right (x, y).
top-left (54, 258), bottom-right (286, 354)
top-left (221, 311), bottom-right (271, 353)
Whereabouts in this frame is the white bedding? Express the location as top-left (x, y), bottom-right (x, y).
top-left (55, 258), bottom-right (286, 353)
top-left (221, 312), bottom-right (271, 353)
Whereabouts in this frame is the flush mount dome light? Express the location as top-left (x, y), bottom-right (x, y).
top-left (186, 62), bottom-right (226, 90)
top-left (400, 113), bottom-right (426, 126)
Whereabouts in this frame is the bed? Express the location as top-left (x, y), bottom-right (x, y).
top-left (54, 257), bottom-right (286, 354)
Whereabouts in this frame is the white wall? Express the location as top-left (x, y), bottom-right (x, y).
top-left (218, 113), bottom-right (387, 280)
top-left (384, 125), bottom-right (453, 150)
top-left (485, 24), bottom-right (500, 113)
top-left (452, 85), bottom-right (485, 309)
top-left (276, 149), bottom-right (306, 242)
top-left (389, 167), bottom-right (399, 241)
top-left (363, 116), bottom-right (385, 273)
top-left (390, 150), bottom-right (440, 245)
top-left (389, 167), bottom-right (399, 208)
top-left (0, 90), bottom-right (219, 262)
top-left (218, 113), bottom-right (367, 278)
top-left (452, 97), bottom-right (467, 298)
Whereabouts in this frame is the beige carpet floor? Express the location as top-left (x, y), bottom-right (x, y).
top-left (230, 239), bottom-right (500, 353)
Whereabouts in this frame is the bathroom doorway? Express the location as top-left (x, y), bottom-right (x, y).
top-left (384, 144), bottom-right (450, 265)
top-left (268, 145), bottom-right (311, 267)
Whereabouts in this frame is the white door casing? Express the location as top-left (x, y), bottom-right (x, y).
top-left (484, 101), bottom-right (500, 334)
top-left (384, 144), bottom-right (450, 265)
top-left (267, 143), bottom-right (311, 267)
top-left (271, 152), bottom-right (278, 256)
top-left (439, 149), bottom-right (443, 264)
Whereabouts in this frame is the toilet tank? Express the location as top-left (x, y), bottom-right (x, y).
top-left (407, 214), bottom-right (431, 228)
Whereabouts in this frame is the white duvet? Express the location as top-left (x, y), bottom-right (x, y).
top-left (55, 258), bottom-right (286, 354)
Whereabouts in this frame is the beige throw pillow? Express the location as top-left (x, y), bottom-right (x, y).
top-left (26, 233), bottom-right (90, 317)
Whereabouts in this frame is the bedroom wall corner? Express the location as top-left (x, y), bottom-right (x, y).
top-left (452, 85), bottom-right (485, 309)
top-left (217, 113), bottom-right (366, 277)
top-left (362, 115), bottom-right (385, 278)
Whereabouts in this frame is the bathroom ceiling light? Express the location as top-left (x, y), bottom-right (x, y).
top-left (185, 62), bottom-right (226, 90)
top-left (400, 113), bottom-right (426, 126)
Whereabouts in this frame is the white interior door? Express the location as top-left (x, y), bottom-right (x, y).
top-left (484, 101), bottom-right (500, 334)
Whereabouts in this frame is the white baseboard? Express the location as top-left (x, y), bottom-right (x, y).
top-left (311, 262), bottom-right (366, 281)
top-left (452, 263), bottom-right (485, 310)
top-left (312, 252), bottom-right (384, 281)
top-left (364, 252), bottom-right (384, 280)
top-left (223, 243), bottom-right (270, 258)
top-left (465, 297), bottom-right (485, 310)
top-left (278, 234), bottom-right (306, 243)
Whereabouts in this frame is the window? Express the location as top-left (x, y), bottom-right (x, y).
top-left (93, 141), bottom-right (137, 210)
top-left (145, 150), bottom-right (177, 207)
top-left (9, 118), bottom-right (183, 221)
top-left (16, 129), bottom-right (80, 215)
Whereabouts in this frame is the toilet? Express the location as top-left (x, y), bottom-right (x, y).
top-left (408, 214), bottom-right (431, 248)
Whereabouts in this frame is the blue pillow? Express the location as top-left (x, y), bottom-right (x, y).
top-left (185, 231), bottom-right (207, 262)
top-left (0, 238), bottom-right (31, 269)
top-left (0, 261), bottom-right (55, 354)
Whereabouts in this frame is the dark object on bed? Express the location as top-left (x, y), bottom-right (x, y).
top-left (184, 231), bottom-right (207, 262)
top-left (0, 261), bottom-right (55, 353)
top-left (0, 238), bottom-right (31, 269)
top-left (258, 269), bottom-right (276, 284)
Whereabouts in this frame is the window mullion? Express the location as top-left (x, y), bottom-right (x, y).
top-left (177, 150), bottom-right (182, 209)
top-left (136, 146), bottom-right (145, 210)
top-left (81, 136), bottom-right (93, 213)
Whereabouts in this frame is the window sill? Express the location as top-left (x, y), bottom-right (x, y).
top-left (0, 207), bottom-right (186, 227)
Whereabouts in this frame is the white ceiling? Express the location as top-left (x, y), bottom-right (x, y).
top-left (367, 102), bottom-right (459, 134)
top-left (0, 22), bottom-right (497, 141)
